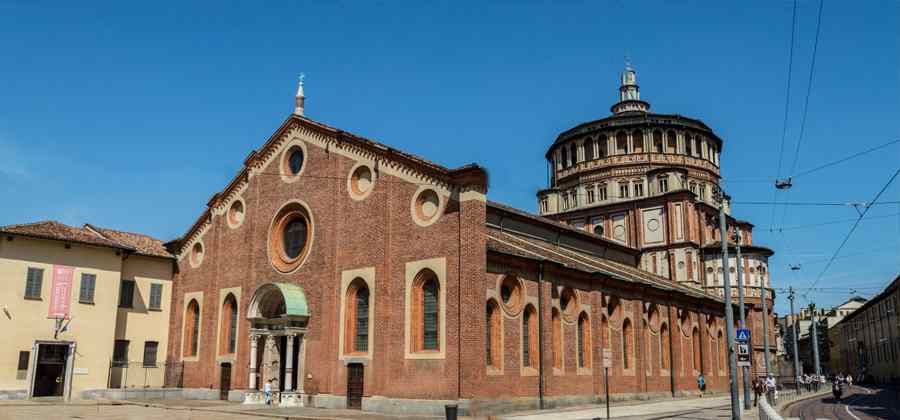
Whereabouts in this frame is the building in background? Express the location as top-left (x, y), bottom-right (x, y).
top-left (832, 276), bottom-right (900, 383)
top-left (782, 296), bottom-right (867, 375)
top-left (536, 65), bottom-right (777, 377)
top-left (0, 221), bottom-right (174, 400)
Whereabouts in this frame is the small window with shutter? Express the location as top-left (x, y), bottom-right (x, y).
top-left (113, 340), bottom-right (129, 367)
top-left (79, 273), bottom-right (96, 304)
top-left (149, 283), bottom-right (163, 310)
top-left (143, 341), bottom-right (158, 367)
top-left (118, 280), bottom-right (135, 308)
top-left (16, 351), bottom-right (29, 380)
top-left (24, 267), bottom-right (43, 300)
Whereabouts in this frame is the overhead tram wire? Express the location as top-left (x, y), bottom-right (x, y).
top-left (803, 169), bottom-right (900, 298)
top-left (768, 0), bottom-right (800, 233)
top-left (769, 212), bottom-right (900, 232)
top-left (731, 200), bottom-right (900, 207)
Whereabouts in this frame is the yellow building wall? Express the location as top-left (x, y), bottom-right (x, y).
top-left (112, 255), bottom-right (173, 389)
top-left (0, 236), bottom-right (172, 399)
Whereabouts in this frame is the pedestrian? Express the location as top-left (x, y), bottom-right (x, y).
top-left (765, 374), bottom-right (777, 403)
top-left (697, 373), bottom-right (706, 396)
top-left (264, 379), bottom-right (272, 405)
top-left (847, 374), bottom-right (853, 388)
top-left (752, 377), bottom-right (763, 406)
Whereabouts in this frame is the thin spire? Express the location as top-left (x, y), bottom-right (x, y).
top-left (294, 73), bottom-right (305, 116)
top-left (611, 60), bottom-right (650, 115)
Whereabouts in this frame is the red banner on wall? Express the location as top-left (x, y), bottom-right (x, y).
top-left (48, 265), bottom-right (74, 319)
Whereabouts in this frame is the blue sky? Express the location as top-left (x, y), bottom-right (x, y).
top-left (1, 1), bottom-right (897, 314)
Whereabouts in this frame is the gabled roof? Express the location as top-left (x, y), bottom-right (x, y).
top-left (0, 220), bottom-right (173, 259)
top-left (170, 114), bottom-right (489, 256)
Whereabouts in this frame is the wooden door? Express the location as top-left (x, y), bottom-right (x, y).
top-left (346, 363), bottom-right (364, 409)
top-left (219, 363), bottom-right (231, 400)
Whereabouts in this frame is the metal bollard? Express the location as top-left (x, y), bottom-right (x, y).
top-left (445, 404), bottom-right (458, 420)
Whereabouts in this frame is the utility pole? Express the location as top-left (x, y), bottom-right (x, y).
top-left (809, 303), bottom-right (821, 377)
top-left (733, 232), bottom-right (750, 410)
top-left (716, 188), bottom-right (740, 420)
top-left (788, 287), bottom-right (802, 393)
top-left (760, 263), bottom-right (771, 378)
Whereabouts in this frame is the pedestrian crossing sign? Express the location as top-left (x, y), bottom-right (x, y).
top-left (736, 328), bottom-right (750, 342)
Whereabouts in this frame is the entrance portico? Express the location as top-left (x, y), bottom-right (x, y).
top-left (244, 283), bottom-right (309, 407)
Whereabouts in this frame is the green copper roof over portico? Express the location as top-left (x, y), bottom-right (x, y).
top-left (272, 282), bottom-right (309, 317)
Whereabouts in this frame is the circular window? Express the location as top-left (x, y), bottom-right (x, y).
top-left (678, 261), bottom-right (685, 268)
top-left (560, 288), bottom-right (578, 320)
top-left (227, 199), bottom-right (245, 229)
top-left (749, 267), bottom-right (756, 274)
top-left (280, 143), bottom-right (307, 182)
top-left (706, 267), bottom-right (714, 274)
top-left (729, 267), bottom-right (735, 273)
top-left (718, 267), bottom-right (723, 274)
top-left (190, 241), bottom-right (204, 268)
top-left (411, 188), bottom-right (442, 226)
top-left (498, 274), bottom-right (523, 315)
top-left (348, 164), bottom-right (375, 200)
top-left (593, 225), bottom-right (604, 236)
top-left (268, 201), bottom-right (314, 273)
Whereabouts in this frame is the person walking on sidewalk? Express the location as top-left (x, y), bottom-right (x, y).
top-left (264, 379), bottom-right (272, 405)
top-left (765, 374), bottom-right (777, 403)
top-left (697, 373), bottom-right (706, 396)
top-left (752, 377), bottom-right (764, 406)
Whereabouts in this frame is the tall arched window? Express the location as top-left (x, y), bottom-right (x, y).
top-left (653, 130), bottom-right (663, 153)
top-left (522, 305), bottom-right (538, 368)
top-left (584, 140), bottom-right (594, 161)
top-left (622, 318), bottom-right (633, 369)
top-left (666, 130), bottom-right (677, 153)
top-left (185, 299), bottom-right (200, 357)
top-left (692, 327), bottom-right (701, 371)
top-left (578, 312), bottom-right (590, 368)
top-left (560, 146), bottom-right (569, 168)
top-left (660, 322), bottom-right (670, 369)
top-left (220, 294), bottom-right (238, 355)
top-left (552, 308), bottom-right (562, 369)
top-left (569, 143), bottom-right (577, 164)
top-left (598, 135), bottom-right (608, 158)
top-left (412, 269), bottom-right (440, 352)
top-left (632, 129), bottom-right (644, 153)
top-left (616, 131), bottom-right (628, 154)
top-left (486, 299), bottom-right (501, 367)
top-left (344, 279), bottom-right (370, 354)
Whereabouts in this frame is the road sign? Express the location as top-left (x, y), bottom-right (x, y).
top-left (737, 342), bottom-right (751, 367)
top-left (736, 328), bottom-right (751, 342)
top-left (602, 348), bottom-right (612, 368)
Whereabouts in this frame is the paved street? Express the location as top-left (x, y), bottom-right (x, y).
top-left (500, 395), bottom-right (759, 420)
top-left (784, 386), bottom-right (900, 420)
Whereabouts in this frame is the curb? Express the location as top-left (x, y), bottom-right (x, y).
top-left (777, 390), bottom-right (829, 415)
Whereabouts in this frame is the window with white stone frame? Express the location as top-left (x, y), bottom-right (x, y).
top-left (619, 182), bottom-right (629, 199)
top-left (658, 176), bottom-right (669, 193)
top-left (587, 187), bottom-right (595, 204)
top-left (598, 183), bottom-right (607, 201)
top-left (633, 181), bottom-right (644, 197)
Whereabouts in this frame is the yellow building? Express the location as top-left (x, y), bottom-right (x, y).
top-left (0, 221), bottom-right (174, 400)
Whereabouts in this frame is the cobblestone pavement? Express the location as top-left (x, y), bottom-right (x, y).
top-left (0, 400), bottom-right (443, 420)
top-left (784, 385), bottom-right (900, 420)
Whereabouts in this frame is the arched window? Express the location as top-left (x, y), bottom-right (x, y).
top-left (598, 135), bottom-right (608, 158)
top-left (653, 130), bottom-right (663, 153)
top-left (692, 327), bottom-right (701, 371)
top-left (616, 131), bottom-right (628, 154)
top-left (584, 140), bottom-right (594, 161)
top-left (344, 279), bottom-right (370, 354)
top-left (687, 135), bottom-right (695, 156)
top-left (220, 294), bottom-right (238, 355)
top-left (622, 318), bottom-right (633, 369)
top-left (632, 130), bottom-right (644, 153)
top-left (578, 312), bottom-right (590, 368)
top-left (569, 143), bottom-right (578, 165)
top-left (185, 299), bottom-right (200, 357)
top-left (667, 131), bottom-right (677, 153)
top-left (411, 269), bottom-right (441, 352)
top-left (560, 146), bottom-right (569, 168)
top-left (660, 322), bottom-right (670, 370)
top-left (486, 299), bottom-right (501, 367)
top-left (552, 308), bottom-right (562, 369)
top-left (522, 305), bottom-right (538, 368)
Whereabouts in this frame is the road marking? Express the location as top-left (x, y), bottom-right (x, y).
top-left (845, 404), bottom-right (862, 420)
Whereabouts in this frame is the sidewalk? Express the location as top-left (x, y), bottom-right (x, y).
top-left (499, 396), bottom-right (761, 420)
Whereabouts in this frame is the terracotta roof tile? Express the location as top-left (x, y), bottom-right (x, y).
top-left (0, 220), bottom-right (173, 259)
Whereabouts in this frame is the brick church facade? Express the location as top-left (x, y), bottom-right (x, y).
top-left (164, 69), bottom-right (772, 415)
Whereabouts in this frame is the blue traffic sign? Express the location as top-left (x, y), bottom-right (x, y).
top-left (736, 328), bottom-right (751, 342)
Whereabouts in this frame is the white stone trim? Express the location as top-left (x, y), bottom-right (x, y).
top-left (346, 163), bottom-right (376, 202)
top-left (410, 185), bottom-right (446, 228)
top-left (215, 287), bottom-right (242, 362)
top-left (339, 267), bottom-right (375, 361)
top-left (404, 257), bottom-right (447, 360)
top-left (181, 291), bottom-right (204, 362)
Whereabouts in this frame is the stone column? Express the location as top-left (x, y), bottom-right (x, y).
top-left (284, 334), bottom-right (295, 391)
top-left (296, 335), bottom-right (306, 393)
top-left (248, 333), bottom-right (259, 390)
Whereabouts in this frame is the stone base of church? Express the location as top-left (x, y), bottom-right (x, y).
top-left (242, 390), bottom-right (280, 405)
top-left (278, 391), bottom-right (309, 407)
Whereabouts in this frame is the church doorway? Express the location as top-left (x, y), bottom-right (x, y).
top-left (31, 342), bottom-right (71, 398)
top-left (346, 363), bottom-right (364, 409)
top-left (219, 363), bottom-right (232, 400)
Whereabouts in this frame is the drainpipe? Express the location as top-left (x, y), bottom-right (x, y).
top-left (537, 261), bottom-right (545, 410)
